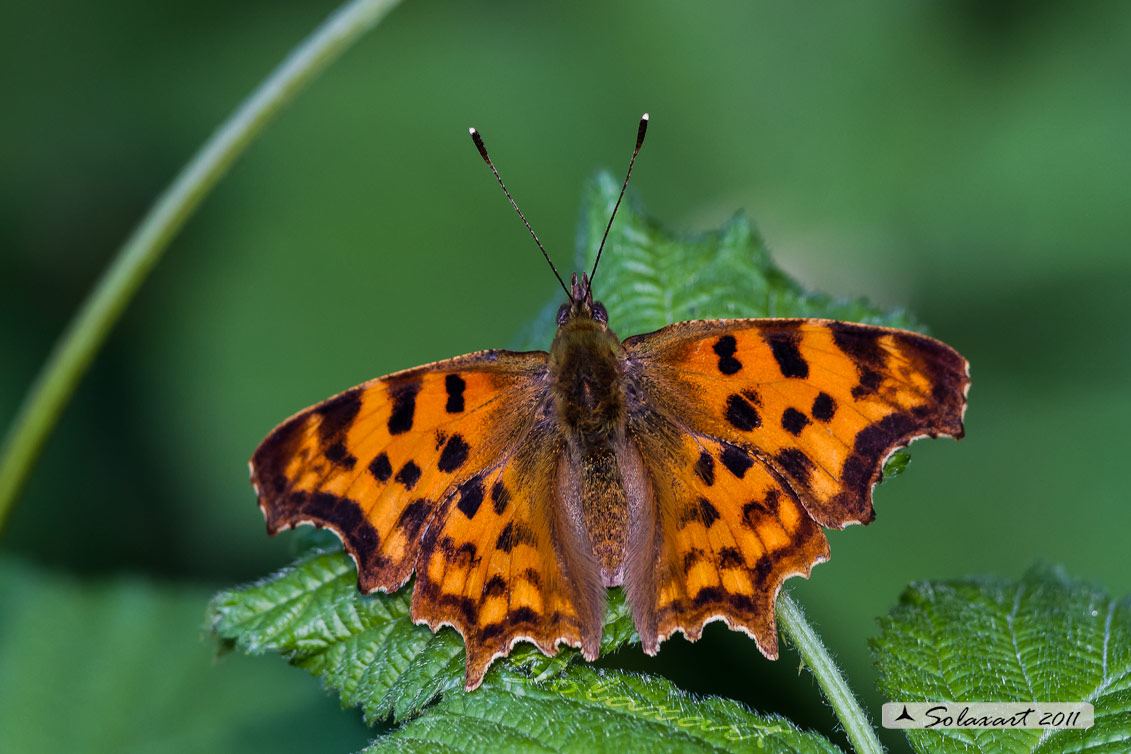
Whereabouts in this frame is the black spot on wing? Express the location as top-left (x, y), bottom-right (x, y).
top-left (776, 448), bottom-right (813, 486)
top-left (753, 557), bottom-right (772, 587)
top-left (316, 389), bottom-right (362, 442)
top-left (725, 393), bottom-right (761, 431)
top-left (832, 323), bottom-right (890, 399)
top-left (397, 498), bottom-right (430, 538)
top-left (931, 380), bottom-right (951, 404)
top-left (699, 497), bottom-right (720, 527)
top-left (445, 374), bottom-right (466, 413)
top-left (351, 522), bottom-right (381, 571)
top-left (496, 522), bottom-right (516, 552)
top-left (764, 331), bottom-right (809, 378)
top-left (741, 501), bottom-right (759, 528)
top-left (830, 322), bottom-right (886, 365)
top-left (437, 434), bottom-right (470, 473)
top-left (812, 392), bottom-right (836, 422)
top-left (417, 578), bottom-right (478, 625)
top-left (712, 335), bottom-right (742, 375)
top-left (368, 452), bottom-right (392, 482)
top-left (510, 606), bottom-right (538, 625)
top-left (456, 476), bottom-right (485, 519)
top-left (490, 480), bottom-right (510, 514)
top-left (690, 586), bottom-right (725, 609)
top-left (387, 382), bottom-right (419, 435)
top-left (718, 547), bottom-right (744, 569)
top-left (781, 408), bottom-right (810, 436)
top-left (303, 491), bottom-right (339, 520)
top-left (439, 537), bottom-right (480, 568)
top-left (719, 444), bottom-right (754, 479)
top-left (689, 585), bottom-right (757, 613)
top-left (484, 575), bottom-right (507, 597)
top-left (518, 568), bottom-right (543, 588)
top-left (682, 547), bottom-right (706, 571)
top-left (324, 441), bottom-right (357, 469)
top-left (395, 460), bottom-right (421, 490)
top-left (851, 367), bottom-right (882, 399)
top-left (456, 542), bottom-right (479, 566)
top-left (694, 451), bottom-right (716, 486)
top-left (742, 488), bottom-right (781, 528)
top-left (496, 521), bottom-right (538, 552)
top-left (480, 621), bottom-right (507, 641)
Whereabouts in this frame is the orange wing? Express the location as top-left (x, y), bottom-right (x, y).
top-left (622, 420), bottom-right (830, 655)
top-left (411, 416), bottom-right (605, 688)
top-left (621, 318), bottom-right (968, 653)
top-left (250, 350), bottom-right (603, 688)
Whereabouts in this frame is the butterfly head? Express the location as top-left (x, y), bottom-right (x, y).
top-left (557, 272), bottom-right (608, 326)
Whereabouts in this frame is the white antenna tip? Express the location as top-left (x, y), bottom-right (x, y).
top-left (642, 112), bottom-right (649, 120)
top-left (468, 127), bottom-right (477, 135)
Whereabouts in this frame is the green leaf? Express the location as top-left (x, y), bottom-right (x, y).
top-left (881, 449), bottom-right (912, 480)
top-left (207, 547), bottom-right (638, 724)
top-left (871, 564), bottom-right (1131, 754)
top-left (362, 665), bottom-right (842, 754)
top-left (211, 549), bottom-right (842, 752)
top-left (0, 557), bottom-right (369, 754)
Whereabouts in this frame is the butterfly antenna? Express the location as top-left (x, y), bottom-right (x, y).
top-left (587, 112), bottom-right (649, 294)
top-left (470, 127), bottom-right (571, 300)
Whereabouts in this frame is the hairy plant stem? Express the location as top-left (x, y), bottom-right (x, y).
top-left (777, 590), bottom-right (885, 754)
top-left (0, 0), bottom-right (403, 535)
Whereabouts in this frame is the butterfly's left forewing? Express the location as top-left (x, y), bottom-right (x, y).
top-left (620, 318), bottom-right (968, 653)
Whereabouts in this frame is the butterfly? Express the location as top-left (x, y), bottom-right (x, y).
top-left (250, 114), bottom-right (969, 690)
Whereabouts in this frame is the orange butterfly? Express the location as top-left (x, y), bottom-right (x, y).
top-left (250, 114), bottom-right (969, 690)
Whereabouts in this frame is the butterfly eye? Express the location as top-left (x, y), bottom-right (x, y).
top-left (557, 303), bottom-right (571, 325)
top-left (592, 302), bottom-right (608, 324)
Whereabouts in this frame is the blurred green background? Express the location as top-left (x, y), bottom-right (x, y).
top-left (3, 0), bottom-right (1129, 751)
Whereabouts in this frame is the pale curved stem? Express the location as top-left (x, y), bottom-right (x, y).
top-left (0, 0), bottom-right (403, 534)
top-left (777, 590), bottom-right (885, 754)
